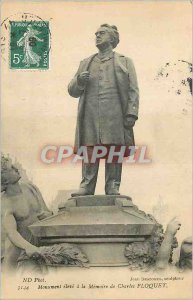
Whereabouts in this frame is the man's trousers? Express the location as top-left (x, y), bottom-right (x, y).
top-left (79, 160), bottom-right (122, 195)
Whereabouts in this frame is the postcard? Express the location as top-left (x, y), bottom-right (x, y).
top-left (1, 0), bottom-right (192, 299)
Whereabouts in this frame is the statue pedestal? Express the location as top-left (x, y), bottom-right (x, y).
top-left (29, 195), bottom-right (157, 266)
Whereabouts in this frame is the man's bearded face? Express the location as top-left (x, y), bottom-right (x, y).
top-left (95, 27), bottom-right (113, 48)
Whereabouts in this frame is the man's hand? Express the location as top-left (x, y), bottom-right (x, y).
top-left (25, 245), bottom-right (41, 258)
top-left (124, 116), bottom-right (136, 129)
top-left (37, 210), bottom-right (53, 220)
top-left (77, 71), bottom-right (90, 87)
top-left (166, 217), bottom-right (181, 236)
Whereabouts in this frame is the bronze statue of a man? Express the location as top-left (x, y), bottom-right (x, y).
top-left (68, 24), bottom-right (139, 196)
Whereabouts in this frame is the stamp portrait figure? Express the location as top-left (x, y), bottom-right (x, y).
top-left (17, 24), bottom-right (44, 67)
top-left (68, 24), bottom-right (139, 196)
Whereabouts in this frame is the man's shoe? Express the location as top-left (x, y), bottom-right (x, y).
top-left (71, 188), bottom-right (92, 197)
top-left (106, 189), bottom-right (120, 195)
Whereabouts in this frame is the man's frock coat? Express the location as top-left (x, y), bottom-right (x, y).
top-left (68, 52), bottom-right (139, 153)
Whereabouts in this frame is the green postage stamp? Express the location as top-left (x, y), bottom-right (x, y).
top-left (9, 21), bottom-right (50, 70)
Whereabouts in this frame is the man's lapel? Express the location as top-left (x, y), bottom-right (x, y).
top-left (114, 52), bottom-right (135, 145)
top-left (114, 52), bottom-right (128, 74)
top-left (114, 52), bottom-right (129, 111)
top-left (82, 54), bottom-right (97, 71)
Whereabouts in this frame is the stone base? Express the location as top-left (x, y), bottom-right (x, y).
top-left (79, 243), bottom-right (129, 266)
top-left (29, 195), bottom-right (158, 267)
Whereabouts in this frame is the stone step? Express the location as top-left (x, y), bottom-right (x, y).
top-left (59, 194), bottom-right (133, 209)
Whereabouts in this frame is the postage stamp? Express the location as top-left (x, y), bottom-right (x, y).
top-left (9, 21), bottom-right (49, 70)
